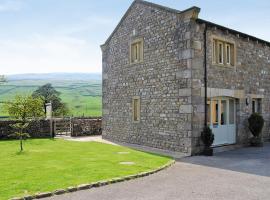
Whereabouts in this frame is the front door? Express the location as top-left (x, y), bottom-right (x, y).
top-left (209, 97), bottom-right (236, 146)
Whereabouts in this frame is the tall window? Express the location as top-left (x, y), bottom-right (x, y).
top-left (132, 97), bottom-right (140, 122)
top-left (130, 39), bottom-right (143, 64)
top-left (218, 42), bottom-right (224, 64)
top-left (213, 39), bottom-right (235, 66)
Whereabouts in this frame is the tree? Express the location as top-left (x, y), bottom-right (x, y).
top-left (4, 95), bottom-right (44, 151)
top-left (32, 83), bottom-right (69, 117)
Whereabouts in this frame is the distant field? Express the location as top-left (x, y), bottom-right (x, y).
top-left (0, 79), bottom-right (102, 117)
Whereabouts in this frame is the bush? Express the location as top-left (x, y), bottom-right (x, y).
top-left (201, 126), bottom-right (214, 147)
top-left (248, 113), bottom-right (264, 138)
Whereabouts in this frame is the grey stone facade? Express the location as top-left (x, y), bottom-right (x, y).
top-left (101, 0), bottom-right (270, 155)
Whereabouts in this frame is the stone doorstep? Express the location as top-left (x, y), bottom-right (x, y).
top-left (10, 160), bottom-right (175, 200)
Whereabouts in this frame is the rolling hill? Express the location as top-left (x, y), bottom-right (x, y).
top-left (0, 73), bottom-right (102, 118)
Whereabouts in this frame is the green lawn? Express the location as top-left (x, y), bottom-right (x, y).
top-left (0, 139), bottom-right (171, 200)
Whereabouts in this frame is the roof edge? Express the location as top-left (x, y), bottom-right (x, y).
top-left (197, 18), bottom-right (270, 47)
top-left (101, 0), bottom-right (181, 48)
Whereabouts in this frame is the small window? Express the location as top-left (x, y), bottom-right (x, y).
top-left (130, 39), bottom-right (143, 64)
top-left (252, 99), bottom-right (262, 114)
top-left (132, 97), bottom-right (140, 122)
top-left (212, 38), bottom-right (235, 66)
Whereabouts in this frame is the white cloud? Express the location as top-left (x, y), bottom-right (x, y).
top-left (0, 0), bottom-right (22, 12)
top-left (0, 34), bottom-right (102, 75)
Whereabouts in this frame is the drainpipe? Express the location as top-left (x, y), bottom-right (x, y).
top-left (204, 24), bottom-right (208, 127)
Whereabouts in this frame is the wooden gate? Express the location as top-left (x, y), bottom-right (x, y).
top-left (54, 118), bottom-right (73, 136)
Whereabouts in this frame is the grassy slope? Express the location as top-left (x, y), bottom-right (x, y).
top-left (0, 139), bottom-right (171, 200)
top-left (0, 79), bottom-right (102, 117)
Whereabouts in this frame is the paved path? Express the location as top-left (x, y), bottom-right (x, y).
top-left (56, 135), bottom-right (118, 145)
top-left (46, 144), bottom-right (270, 200)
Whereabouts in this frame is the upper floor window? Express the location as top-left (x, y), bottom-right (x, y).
top-left (212, 39), bottom-right (235, 66)
top-left (130, 39), bottom-right (143, 64)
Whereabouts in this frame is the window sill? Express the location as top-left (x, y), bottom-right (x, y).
top-left (211, 63), bottom-right (236, 68)
top-left (130, 61), bottom-right (144, 65)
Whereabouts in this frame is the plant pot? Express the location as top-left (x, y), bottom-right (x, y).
top-left (250, 137), bottom-right (263, 147)
top-left (202, 147), bottom-right (213, 156)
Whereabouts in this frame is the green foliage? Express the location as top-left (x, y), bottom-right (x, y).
top-left (4, 95), bottom-right (44, 121)
top-left (32, 83), bottom-right (69, 117)
top-left (248, 113), bottom-right (264, 138)
top-left (0, 79), bottom-right (101, 117)
top-left (201, 126), bottom-right (214, 147)
top-left (4, 95), bottom-right (44, 151)
top-left (0, 139), bottom-right (171, 200)
top-left (9, 123), bottom-right (30, 151)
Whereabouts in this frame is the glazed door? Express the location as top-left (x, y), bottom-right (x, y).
top-left (209, 98), bottom-right (236, 146)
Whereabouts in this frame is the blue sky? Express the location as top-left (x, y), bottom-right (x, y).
top-left (0, 0), bottom-right (269, 75)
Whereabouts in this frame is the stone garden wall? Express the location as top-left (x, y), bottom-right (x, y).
top-left (0, 117), bottom-right (102, 139)
top-left (71, 117), bottom-right (102, 136)
top-left (0, 120), bottom-right (51, 139)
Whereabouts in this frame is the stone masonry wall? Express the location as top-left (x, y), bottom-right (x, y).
top-left (0, 120), bottom-right (51, 139)
top-left (102, 2), bottom-right (197, 154)
top-left (72, 117), bottom-right (102, 136)
top-left (191, 22), bottom-right (270, 154)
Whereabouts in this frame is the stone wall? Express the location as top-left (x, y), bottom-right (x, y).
top-left (0, 120), bottom-right (51, 139)
top-left (101, 1), bottom-right (199, 155)
top-left (72, 117), bottom-right (102, 136)
top-left (190, 22), bottom-right (270, 154)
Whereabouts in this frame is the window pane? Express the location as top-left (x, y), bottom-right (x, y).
top-left (252, 100), bottom-right (256, 113)
top-left (207, 101), bottom-right (211, 125)
top-left (218, 43), bottom-right (223, 64)
top-left (257, 99), bottom-right (262, 113)
top-left (226, 45), bottom-right (231, 64)
top-left (229, 99), bottom-right (235, 124)
top-left (221, 100), bottom-right (227, 125)
top-left (211, 100), bottom-right (219, 126)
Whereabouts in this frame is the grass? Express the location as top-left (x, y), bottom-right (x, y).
top-left (0, 139), bottom-right (171, 200)
top-left (0, 79), bottom-right (102, 117)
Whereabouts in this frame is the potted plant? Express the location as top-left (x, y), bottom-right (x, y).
top-left (201, 126), bottom-right (215, 156)
top-left (248, 113), bottom-right (264, 147)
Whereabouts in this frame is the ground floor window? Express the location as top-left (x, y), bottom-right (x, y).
top-left (132, 97), bottom-right (141, 122)
top-left (252, 99), bottom-right (262, 114)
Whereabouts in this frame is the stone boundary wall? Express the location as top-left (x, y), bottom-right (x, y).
top-left (0, 117), bottom-right (102, 139)
top-left (71, 117), bottom-right (102, 137)
top-left (0, 120), bottom-right (51, 139)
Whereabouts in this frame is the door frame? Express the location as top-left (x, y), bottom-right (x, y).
top-left (208, 96), bottom-right (236, 146)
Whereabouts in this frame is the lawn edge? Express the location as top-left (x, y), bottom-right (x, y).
top-left (10, 159), bottom-right (175, 200)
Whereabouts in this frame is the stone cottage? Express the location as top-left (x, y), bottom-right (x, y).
top-left (101, 0), bottom-right (270, 156)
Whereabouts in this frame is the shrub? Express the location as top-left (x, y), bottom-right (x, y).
top-left (248, 113), bottom-right (264, 138)
top-left (201, 126), bottom-right (214, 147)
